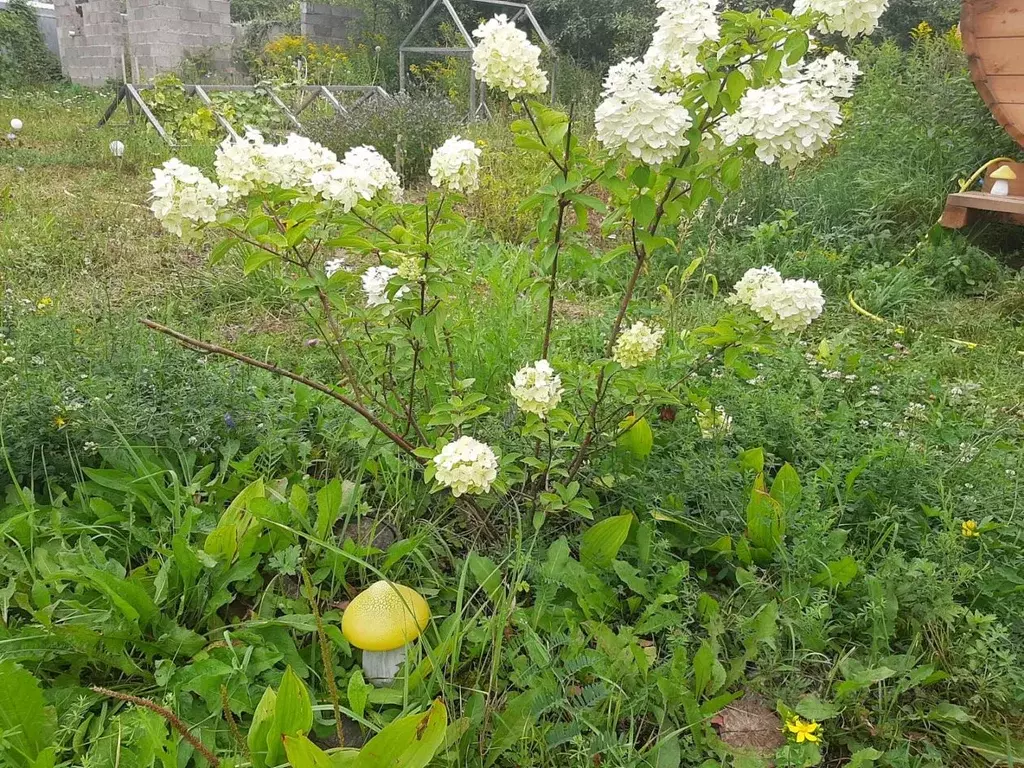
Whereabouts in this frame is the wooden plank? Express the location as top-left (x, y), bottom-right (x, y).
top-left (986, 75), bottom-right (1024, 104)
top-left (192, 85), bottom-right (240, 141)
top-left (125, 84), bottom-right (173, 146)
top-left (940, 201), bottom-right (973, 229)
top-left (260, 87), bottom-right (303, 129)
top-left (963, 0), bottom-right (1024, 147)
top-left (974, 37), bottom-right (1024, 75)
top-left (945, 191), bottom-right (1024, 214)
top-left (970, 0), bottom-right (1024, 36)
top-left (97, 85), bottom-right (126, 126)
top-left (319, 86), bottom-right (347, 115)
top-left (1001, 103), bottom-right (1024, 129)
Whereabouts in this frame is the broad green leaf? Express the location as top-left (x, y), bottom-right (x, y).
top-left (0, 661), bottom-right (56, 768)
top-left (649, 735), bottom-right (681, 768)
top-left (848, 748), bottom-right (883, 767)
top-left (795, 693), bottom-right (841, 721)
top-left (79, 567), bottom-right (158, 628)
top-left (172, 534), bottom-right (202, 590)
top-left (347, 669), bottom-right (372, 720)
top-left (927, 702), bottom-right (971, 723)
top-left (737, 447), bottom-right (764, 474)
top-left (951, 726), bottom-right (1024, 764)
top-left (812, 555), bottom-right (858, 588)
top-left (351, 698), bottom-right (447, 768)
top-left (284, 734), bottom-right (334, 768)
top-left (617, 415), bottom-right (653, 459)
top-left (206, 478), bottom-right (265, 561)
top-left (248, 686), bottom-right (277, 768)
top-left (244, 249), bottom-right (278, 275)
top-left (467, 552), bottom-right (503, 603)
top-left (692, 641), bottom-right (714, 698)
top-left (267, 666), bottom-right (313, 766)
top-left (631, 194), bottom-right (657, 227)
top-left (746, 473), bottom-right (783, 553)
top-left (580, 513), bottom-right (633, 569)
top-left (316, 478), bottom-right (342, 540)
top-left (769, 463), bottom-right (801, 513)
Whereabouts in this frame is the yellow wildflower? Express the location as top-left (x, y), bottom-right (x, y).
top-left (785, 716), bottom-right (820, 744)
top-left (961, 519), bottom-right (980, 538)
top-left (53, 415), bottom-right (67, 430)
top-left (37, 296), bottom-right (53, 310)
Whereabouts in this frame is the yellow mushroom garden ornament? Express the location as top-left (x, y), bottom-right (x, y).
top-left (990, 165), bottom-right (1017, 197)
top-left (341, 580), bottom-right (430, 686)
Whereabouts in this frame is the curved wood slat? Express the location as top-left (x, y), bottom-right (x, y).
top-left (963, 0), bottom-right (1024, 146)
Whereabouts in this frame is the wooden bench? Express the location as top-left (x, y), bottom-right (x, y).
top-left (941, 160), bottom-right (1024, 228)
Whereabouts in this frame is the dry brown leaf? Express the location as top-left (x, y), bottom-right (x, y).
top-left (711, 695), bottom-right (786, 756)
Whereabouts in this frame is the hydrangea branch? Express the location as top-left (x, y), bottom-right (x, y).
top-left (140, 318), bottom-right (423, 461)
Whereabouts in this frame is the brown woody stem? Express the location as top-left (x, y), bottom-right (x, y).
top-left (140, 318), bottom-right (423, 462)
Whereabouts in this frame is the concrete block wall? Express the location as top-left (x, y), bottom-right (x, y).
top-left (300, 2), bottom-right (363, 45)
top-left (0, 0), bottom-right (60, 56)
top-left (127, 0), bottom-right (234, 79)
top-left (54, 0), bottom-right (126, 86)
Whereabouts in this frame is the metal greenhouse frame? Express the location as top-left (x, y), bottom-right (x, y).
top-left (398, 0), bottom-right (556, 120)
top-left (98, 83), bottom-right (392, 146)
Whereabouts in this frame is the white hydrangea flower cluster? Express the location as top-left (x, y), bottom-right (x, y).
top-left (717, 78), bottom-right (842, 169)
top-left (794, 0), bottom-right (889, 38)
top-left (594, 59), bottom-right (693, 167)
top-left (309, 145), bottom-right (402, 211)
top-left (342, 145), bottom-right (403, 200)
top-left (324, 257), bottom-right (347, 277)
top-left (433, 436), bottom-right (499, 496)
top-left (644, 0), bottom-right (720, 85)
top-left (613, 321), bottom-right (666, 369)
top-left (726, 266), bottom-right (782, 307)
top-left (429, 136), bottom-right (482, 193)
top-left (509, 359), bottom-right (564, 418)
top-left (471, 15), bottom-right (549, 98)
top-left (395, 255), bottom-right (423, 282)
top-left (265, 133), bottom-right (338, 191)
top-left (748, 278), bottom-right (825, 333)
top-left (695, 405), bottom-right (733, 439)
top-left (362, 265), bottom-right (410, 307)
top-left (150, 159), bottom-right (227, 236)
top-left (798, 51), bottom-right (862, 99)
top-left (214, 128), bottom-right (278, 199)
top-left (728, 267), bottom-right (824, 333)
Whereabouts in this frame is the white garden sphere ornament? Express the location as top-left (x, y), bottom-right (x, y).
top-left (10, 118), bottom-right (23, 133)
top-left (109, 140), bottom-right (125, 158)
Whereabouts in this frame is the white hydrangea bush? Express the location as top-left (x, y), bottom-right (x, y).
top-left (145, 0), bottom-right (867, 512)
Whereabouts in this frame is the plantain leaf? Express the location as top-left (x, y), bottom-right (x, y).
top-left (351, 698), bottom-right (448, 768)
top-left (580, 513), bottom-right (634, 569)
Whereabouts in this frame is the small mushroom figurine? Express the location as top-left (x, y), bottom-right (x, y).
top-left (341, 580), bottom-right (430, 686)
top-left (990, 165), bottom-right (1017, 197)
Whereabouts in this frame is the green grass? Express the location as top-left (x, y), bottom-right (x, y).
top-left (2, 35), bottom-right (1024, 768)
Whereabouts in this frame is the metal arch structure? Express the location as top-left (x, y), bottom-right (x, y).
top-left (398, 0), bottom-right (556, 120)
top-left (98, 84), bottom-right (392, 147)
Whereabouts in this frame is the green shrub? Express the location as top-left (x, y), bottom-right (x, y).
top-left (306, 93), bottom-right (461, 181)
top-left (0, 0), bottom-right (62, 87)
top-left (719, 35), bottom-right (1018, 248)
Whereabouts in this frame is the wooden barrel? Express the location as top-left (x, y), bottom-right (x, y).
top-left (962, 0), bottom-right (1024, 147)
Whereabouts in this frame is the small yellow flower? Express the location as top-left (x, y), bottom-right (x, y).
top-left (53, 415), bottom-right (67, 430)
top-left (962, 519), bottom-right (980, 538)
top-left (36, 296), bottom-right (53, 310)
top-left (785, 716), bottom-right (820, 744)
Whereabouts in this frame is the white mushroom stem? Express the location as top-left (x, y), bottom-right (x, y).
top-left (362, 645), bottom-right (410, 686)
